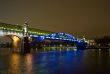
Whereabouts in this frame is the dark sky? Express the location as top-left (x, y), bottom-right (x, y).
top-left (0, 0), bottom-right (110, 38)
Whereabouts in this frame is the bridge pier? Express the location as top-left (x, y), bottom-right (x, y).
top-left (20, 22), bottom-right (31, 54)
top-left (21, 37), bottom-right (30, 53)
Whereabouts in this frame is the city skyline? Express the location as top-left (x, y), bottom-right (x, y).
top-left (0, 0), bottom-right (110, 38)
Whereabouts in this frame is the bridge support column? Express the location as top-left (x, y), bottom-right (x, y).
top-left (21, 37), bottom-right (30, 53)
top-left (20, 22), bottom-right (30, 53)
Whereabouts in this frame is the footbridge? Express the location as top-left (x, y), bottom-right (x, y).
top-left (0, 22), bottom-right (87, 52)
top-left (30, 33), bottom-right (87, 49)
top-left (0, 22), bottom-right (52, 51)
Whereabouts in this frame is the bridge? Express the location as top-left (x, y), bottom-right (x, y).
top-left (0, 22), bottom-right (87, 53)
top-left (0, 22), bottom-right (52, 36)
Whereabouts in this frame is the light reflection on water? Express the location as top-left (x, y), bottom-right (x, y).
top-left (10, 53), bottom-right (20, 74)
top-left (0, 48), bottom-right (110, 74)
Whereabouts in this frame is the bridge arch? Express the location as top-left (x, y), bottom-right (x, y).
top-left (45, 33), bottom-right (77, 41)
top-left (31, 33), bottom-right (87, 49)
top-left (0, 34), bottom-right (21, 51)
top-left (31, 32), bottom-right (77, 46)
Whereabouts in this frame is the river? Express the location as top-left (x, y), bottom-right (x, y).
top-left (0, 48), bottom-right (110, 74)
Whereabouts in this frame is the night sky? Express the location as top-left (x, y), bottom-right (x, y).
top-left (0, 0), bottom-right (110, 38)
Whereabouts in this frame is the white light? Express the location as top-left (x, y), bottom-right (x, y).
top-left (46, 37), bottom-right (50, 38)
top-left (51, 37), bottom-right (55, 39)
top-left (56, 38), bottom-right (59, 39)
top-left (66, 39), bottom-right (69, 40)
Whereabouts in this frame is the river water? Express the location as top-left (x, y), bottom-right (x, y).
top-left (0, 48), bottom-right (110, 74)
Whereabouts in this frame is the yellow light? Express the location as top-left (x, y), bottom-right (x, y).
top-left (10, 53), bottom-right (20, 74)
top-left (25, 54), bottom-right (32, 65)
top-left (11, 36), bottom-right (21, 51)
top-left (13, 36), bottom-right (19, 42)
top-left (25, 54), bottom-right (32, 74)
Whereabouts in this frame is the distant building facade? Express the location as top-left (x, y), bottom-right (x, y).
top-left (94, 36), bottom-right (110, 47)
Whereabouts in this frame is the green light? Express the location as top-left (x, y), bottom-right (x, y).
top-left (0, 22), bottom-right (52, 36)
top-left (73, 48), bottom-right (77, 51)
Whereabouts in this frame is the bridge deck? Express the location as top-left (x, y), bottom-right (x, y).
top-left (0, 22), bottom-right (53, 36)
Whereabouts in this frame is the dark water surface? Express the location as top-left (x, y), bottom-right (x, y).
top-left (0, 48), bottom-right (110, 74)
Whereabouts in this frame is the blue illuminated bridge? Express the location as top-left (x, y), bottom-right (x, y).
top-left (0, 22), bottom-right (87, 50)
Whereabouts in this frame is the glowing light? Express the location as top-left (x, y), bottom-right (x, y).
top-left (25, 54), bottom-right (32, 65)
top-left (73, 48), bottom-right (77, 51)
top-left (60, 48), bottom-right (62, 52)
top-left (99, 49), bottom-right (101, 51)
top-left (46, 37), bottom-right (50, 38)
top-left (51, 37), bottom-right (55, 39)
top-left (67, 48), bottom-right (69, 51)
top-left (11, 36), bottom-right (20, 50)
top-left (56, 38), bottom-right (59, 39)
top-left (25, 54), bottom-right (32, 74)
